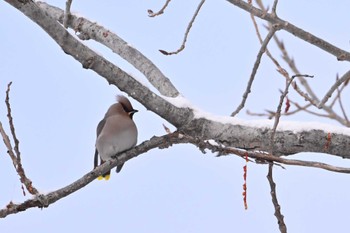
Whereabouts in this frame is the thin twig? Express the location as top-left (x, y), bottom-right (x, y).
top-left (318, 70), bottom-right (350, 109)
top-left (274, 32), bottom-right (348, 125)
top-left (271, 0), bottom-right (279, 16)
top-left (63, 0), bottom-right (72, 28)
top-left (270, 77), bottom-right (294, 149)
top-left (227, 0), bottom-right (350, 61)
top-left (255, 0), bottom-right (349, 127)
top-left (238, 150), bottom-right (350, 174)
top-left (267, 164), bottom-right (287, 233)
top-left (248, 4), bottom-right (281, 68)
top-left (293, 103), bottom-right (336, 118)
top-left (0, 121), bottom-right (17, 168)
top-left (5, 82), bottom-right (21, 164)
top-left (148, 0), bottom-right (172, 17)
top-left (269, 74), bottom-right (314, 146)
top-left (3, 82), bottom-right (39, 196)
top-left (231, 25), bottom-right (279, 116)
top-left (270, 76), bottom-right (295, 153)
top-left (159, 0), bottom-right (206, 55)
top-left (247, 101), bottom-right (313, 119)
top-left (335, 76), bottom-right (349, 124)
top-left (271, 32), bottom-right (320, 101)
top-left (329, 77), bottom-right (347, 108)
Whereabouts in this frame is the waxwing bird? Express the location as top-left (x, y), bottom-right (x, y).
top-left (94, 95), bottom-right (138, 180)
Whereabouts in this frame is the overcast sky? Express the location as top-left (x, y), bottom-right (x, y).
top-left (1, 0), bottom-right (350, 232)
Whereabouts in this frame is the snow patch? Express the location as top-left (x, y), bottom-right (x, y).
top-left (205, 139), bottom-right (220, 147)
top-left (164, 95), bottom-right (350, 136)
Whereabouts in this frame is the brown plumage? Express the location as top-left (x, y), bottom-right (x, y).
top-left (94, 95), bottom-right (138, 180)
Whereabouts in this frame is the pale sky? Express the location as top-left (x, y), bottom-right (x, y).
top-left (1, 1), bottom-right (350, 232)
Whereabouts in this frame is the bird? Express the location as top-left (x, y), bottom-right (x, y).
top-left (94, 95), bottom-right (138, 180)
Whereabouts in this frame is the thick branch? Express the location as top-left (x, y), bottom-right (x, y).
top-left (184, 116), bottom-right (350, 159)
top-left (37, 1), bottom-right (179, 98)
top-left (4, 0), bottom-right (192, 128)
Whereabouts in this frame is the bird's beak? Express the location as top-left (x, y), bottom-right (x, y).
top-left (129, 109), bottom-right (138, 118)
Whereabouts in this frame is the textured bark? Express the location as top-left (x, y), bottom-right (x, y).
top-left (184, 118), bottom-right (350, 158)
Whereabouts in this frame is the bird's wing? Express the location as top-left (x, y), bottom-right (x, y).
top-left (94, 149), bottom-right (99, 169)
top-left (96, 118), bottom-right (106, 137)
top-left (94, 118), bottom-right (106, 169)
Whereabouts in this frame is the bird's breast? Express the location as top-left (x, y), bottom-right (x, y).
top-left (96, 120), bottom-right (137, 161)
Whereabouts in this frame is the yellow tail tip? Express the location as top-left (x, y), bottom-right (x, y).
top-left (97, 175), bottom-right (110, 181)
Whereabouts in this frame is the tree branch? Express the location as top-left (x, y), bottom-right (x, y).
top-left (148, 0), bottom-right (172, 17)
top-left (226, 0), bottom-right (350, 61)
top-left (318, 70), bottom-right (350, 108)
top-left (159, 0), bottom-right (206, 55)
top-left (63, 0), bottom-right (72, 28)
top-left (267, 164), bottom-right (287, 233)
top-left (270, 76), bottom-right (295, 153)
top-left (231, 24), bottom-right (280, 116)
top-left (2, 130), bottom-right (350, 218)
top-left (0, 133), bottom-right (180, 218)
top-left (2, 82), bottom-right (39, 196)
top-left (37, 2), bottom-right (179, 98)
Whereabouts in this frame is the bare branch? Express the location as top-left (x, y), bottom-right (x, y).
top-left (0, 133), bottom-right (181, 218)
top-left (335, 76), bottom-right (349, 124)
top-left (5, 82), bottom-right (21, 165)
top-left (2, 82), bottom-right (39, 195)
top-left (0, 122), bottom-right (17, 169)
top-left (221, 147), bottom-right (350, 174)
top-left (37, 2), bottom-right (179, 98)
top-left (258, 13), bottom-right (349, 126)
top-left (271, 0), bottom-right (278, 16)
top-left (148, 0), bottom-right (172, 17)
top-left (318, 70), bottom-right (350, 109)
top-left (227, 0), bottom-right (350, 61)
top-left (2, 131), bottom-right (350, 218)
top-left (159, 0), bottom-right (206, 55)
top-left (267, 164), bottom-right (287, 233)
top-left (270, 76), bottom-right (295, 153)
top-left (271, 32), bottom-right (320, 102)
top-left (329, 76), bottom-right (347, 108)
top-left (63, 0), bottom-right (72, 28)
top-left (231, 25), bottom-right (280, 116)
